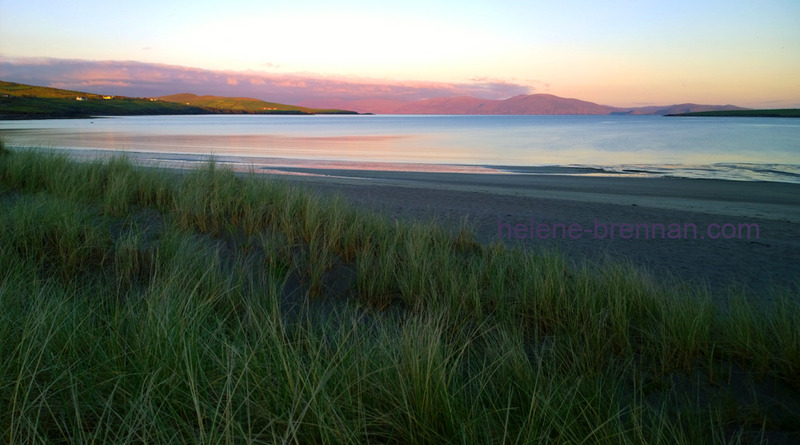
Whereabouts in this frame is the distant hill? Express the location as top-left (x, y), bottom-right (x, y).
top-left (379, 94), bottom-right (747, 115)
top-left (0, 81), bottom-right (107, 100)
top-left (0, 81), bottom-right (356, 119)
top-left (155, 93), bottom-right (357, 115)
top-left (390, 94), bottom-right (618, 115)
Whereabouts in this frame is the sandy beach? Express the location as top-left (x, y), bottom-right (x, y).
top-left (5, 144), bottom-right (800, 444)
top-left (267, 167), bottom-right (800, 301)
top-left (10, 146), bottom-right (800, 300)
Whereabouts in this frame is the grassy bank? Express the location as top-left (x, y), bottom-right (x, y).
top-left (1, 145), bottom-right (798, 443)
top-left (0, 95), bottom-right (213, 119)
top-left (0, 81), bottom-right (358, 118)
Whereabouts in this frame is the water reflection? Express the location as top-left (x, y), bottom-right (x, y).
top-left (1, 115), bottom-right (799, 182)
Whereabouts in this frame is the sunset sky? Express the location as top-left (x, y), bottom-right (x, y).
top-left (1, 0), bottom-right (799, 109)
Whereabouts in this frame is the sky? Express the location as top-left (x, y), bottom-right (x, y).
top-left (1, 0), bottom-right (799, 109)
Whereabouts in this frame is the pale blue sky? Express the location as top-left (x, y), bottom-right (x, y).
top-left (1, 0), bottom-right (799, 106)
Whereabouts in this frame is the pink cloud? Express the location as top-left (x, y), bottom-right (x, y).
top-left (0, 56), bottom-right (535, 112)
top-left (51, 80), bottom-right (133, 88)
top-left (248, 77), bottom-right (266, 86)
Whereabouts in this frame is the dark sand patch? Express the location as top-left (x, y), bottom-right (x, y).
top-left (275, 169), bottom-right (800, 302)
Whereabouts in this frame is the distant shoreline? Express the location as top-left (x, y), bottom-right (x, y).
top-left (0, 97), bottom-right (360, 120)
top-left (666, 109), bottom-right (800, 118)
top-left (0, 80), bottom-right (359, 119)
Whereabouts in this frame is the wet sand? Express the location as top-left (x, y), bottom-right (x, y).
top-left (272, 167), bottom-right (800, 302)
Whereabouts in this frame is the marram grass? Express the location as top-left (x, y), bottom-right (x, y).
top-left (1, 146), bottom-right (798, 444)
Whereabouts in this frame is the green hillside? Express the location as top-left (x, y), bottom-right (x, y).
top-left (157, 93), bottom-right (356, 115)
top-left (0, 80), bottom-right (108, 99)
top-left (0, 81), bottom-right (211, 119)
top-left (0, 81), bottom-right (356, 118)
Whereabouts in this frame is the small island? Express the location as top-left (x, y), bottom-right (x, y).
top-left (666, 109), bottom-right (800, 118)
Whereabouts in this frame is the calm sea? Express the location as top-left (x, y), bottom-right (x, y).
top-left (1, 114), bottom-right (799, 183)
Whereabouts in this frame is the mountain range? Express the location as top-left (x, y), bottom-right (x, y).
top-left (300, 94), bottom-right (747, 115)
top-left (2, 80), bottom-right (748, 118)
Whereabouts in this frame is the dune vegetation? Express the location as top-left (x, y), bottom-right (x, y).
top-left (0, 142), bottom-right (798, 444)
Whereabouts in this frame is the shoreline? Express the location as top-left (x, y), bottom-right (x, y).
top-left (276, 168), bottom-right (800, 300)
top-left (4, 144), bottom-right (800, 443)
top-left (5, 146), bottom-right (800, 299)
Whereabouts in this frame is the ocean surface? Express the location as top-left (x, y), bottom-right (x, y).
top-left (1, 114), bottom-right (799, 183)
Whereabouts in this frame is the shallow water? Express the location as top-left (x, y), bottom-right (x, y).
top-left (2, 114), bottom-right (799, 183)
